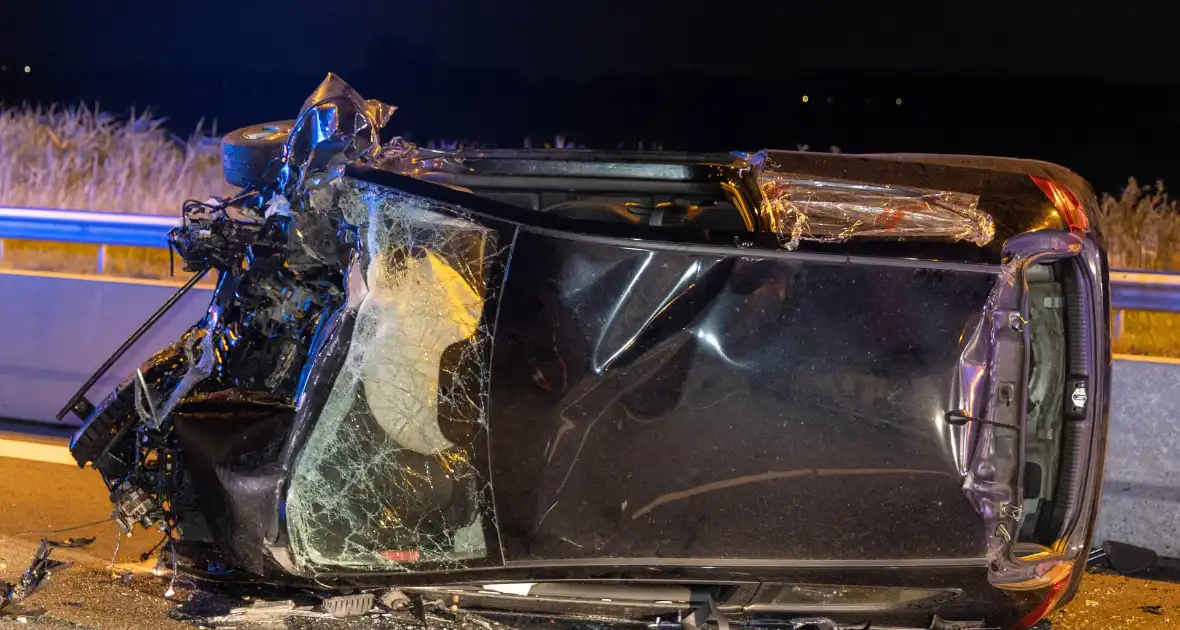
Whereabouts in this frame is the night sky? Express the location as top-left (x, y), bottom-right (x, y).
top-left (2, 1), bottom-right (1178, 192)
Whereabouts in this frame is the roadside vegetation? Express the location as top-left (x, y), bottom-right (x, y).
top-left (0, 104), bottom-right (231, 213)
top-left (1098, 179), bottom-right (1180, 357)
top-left (0, 105), bottom-right (1177, 355)
top-left (0, 104), bottom-right (229, 282)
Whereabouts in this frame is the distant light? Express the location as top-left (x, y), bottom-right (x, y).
top-left (895, 97), bottom-right (903, 106)
top-left (826, 96), bottom-right (835, 104)
top-left (801, 95), bottom-right (809, 103)
top-left (0, 65), bottom-right (6, 72)
top-left (24, 66), bottom-right (31, 73)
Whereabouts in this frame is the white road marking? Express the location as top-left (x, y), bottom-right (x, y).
top-left (0, 437), bottom-right (76, 466)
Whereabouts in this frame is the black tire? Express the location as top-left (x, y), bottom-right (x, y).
top-left (221, 120), bottom-right (294, 188)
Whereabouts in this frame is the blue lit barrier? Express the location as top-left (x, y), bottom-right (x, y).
top-left (1108, 270), bottom-right (1180, 314)
top-left (0, 206), bottom-right (176, 248)
top-left (1, 207), bottom-right (1178, 313)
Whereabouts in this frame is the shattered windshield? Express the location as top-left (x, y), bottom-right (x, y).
top-left (286, 180), bottom-right (503, 571)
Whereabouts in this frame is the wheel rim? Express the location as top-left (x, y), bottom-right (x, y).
top-left (242, 124), bottom-right (291, 141)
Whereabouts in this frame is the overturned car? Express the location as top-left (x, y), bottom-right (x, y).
top-left (61, 75), bottom-right (1110, 630)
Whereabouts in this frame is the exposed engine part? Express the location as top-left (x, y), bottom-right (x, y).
top-left (112, 481), bottom-right (164, 533)
top-left (66, 73), bottom-right (393, 550)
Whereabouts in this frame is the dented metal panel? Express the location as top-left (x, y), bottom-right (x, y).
top-left (485, 230), bottom-right (998, 561)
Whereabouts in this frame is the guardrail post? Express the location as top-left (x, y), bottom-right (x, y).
top-left (97, 244), bottom-right (106, 274)
top-left (1114, 309), bottom-right (1124, 340)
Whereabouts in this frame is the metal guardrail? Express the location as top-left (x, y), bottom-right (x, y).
top-left (0, 206), bottom-right (176, 247)
top-left (1, 206), bottom-right (1178, 312)
top-left (1108, 270), bottom-right (1180, 313)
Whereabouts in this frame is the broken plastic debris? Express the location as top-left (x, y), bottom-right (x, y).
top-left (264, 194), bottom-right (292, 218)
top-left (222, 598), bottom-right (330, 621)
top-left (0, 539), bottom-right (74, 610)
top-left (757, 173), bottom-right (993, 250)
top-left (323, 593), bottom-right (376, 618)
top-left (1101, 539), bottom-right (1158, 575)
top-left (378, 589), bottom-right (411, 610)
top-left (480, 583), bottom-right (536, 596)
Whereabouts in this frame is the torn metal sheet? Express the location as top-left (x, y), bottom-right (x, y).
top-left (278, 72), bottom-right (397, 201)
top-left (756, 172), bottom-right (993, 250)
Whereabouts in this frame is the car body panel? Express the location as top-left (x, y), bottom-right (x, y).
top-left (487, 228), bottom-right (997, 562)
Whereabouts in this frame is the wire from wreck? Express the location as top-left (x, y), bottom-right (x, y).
top-left (15, 516), bottom-right (115, 537)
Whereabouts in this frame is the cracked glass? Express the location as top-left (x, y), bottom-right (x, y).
top-left (286, 179), bottom-right (501, 572)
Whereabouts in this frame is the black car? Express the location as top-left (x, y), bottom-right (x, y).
top-left (63, 75), bottom-right (1110, 630)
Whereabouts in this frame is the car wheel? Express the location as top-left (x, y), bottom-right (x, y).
top-left (221, 120), bottom-right (294, 188)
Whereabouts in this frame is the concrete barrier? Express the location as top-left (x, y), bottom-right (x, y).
top-left (0, 271), bottom-right (211, 427)
top-left (1094, 356), bottom-right (1180, 556)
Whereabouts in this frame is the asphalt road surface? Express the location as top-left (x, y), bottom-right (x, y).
top-left (2, 428), bottom-right (1178, 629)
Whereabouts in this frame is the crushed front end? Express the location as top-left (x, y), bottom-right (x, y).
top-left (62, 75), bottom-right (1110, 630)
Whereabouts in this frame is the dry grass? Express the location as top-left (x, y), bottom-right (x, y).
top-left (0, 104), bottom-right (229, 284)
top-left (1099, 178), bottom-right (1180, 271)
top-left (0, 239), bottom-right (101, 274)
top-left (1098, 179), bottom-right (1180, 358)
top-left (1114, 310), bottom-right (1180, 357)
top-left (0, 103), bottom-right (232, 214)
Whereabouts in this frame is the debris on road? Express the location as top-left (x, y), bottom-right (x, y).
top-left (0, 538), bottom-right (83, 611)
top-left (1095, 540), bottom-right (1159, 575)
top-left (219, 598), bottom-right (331, 622)
top-left (323, 593), bottom-right (376, 618)
top-left (47, 538), bottom-right (96, 550)
top-left (377, 589), bottom-right (410, 611)
top-left (1142, 604), bottom-right (1164, 615)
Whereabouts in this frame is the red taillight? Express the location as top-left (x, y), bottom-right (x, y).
top-left (1012, 572), bottom-right (1072, 630)
top-left (1031, 175), bottom-right (1089, 232)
